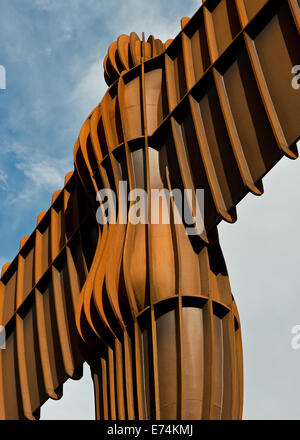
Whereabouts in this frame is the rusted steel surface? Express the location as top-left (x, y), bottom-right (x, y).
top-left (0, 0), bottom-right (299, 420)
top-left (0, 172), bottom-right (98, 419)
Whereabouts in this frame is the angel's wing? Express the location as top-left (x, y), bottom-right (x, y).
top-left (0, 170), bottom-right (98, 419)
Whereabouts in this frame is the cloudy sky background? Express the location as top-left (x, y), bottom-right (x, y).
top-left (0, 0), bottom-right (299, 420)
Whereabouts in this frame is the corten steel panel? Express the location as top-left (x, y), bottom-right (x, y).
top-left (0, 0), bottom-right (299, 420)
top-left (0, 173), bottom-right (97, 419)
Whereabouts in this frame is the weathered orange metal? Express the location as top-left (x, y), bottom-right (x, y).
top-left (0, 0), bottom-right (299, 420)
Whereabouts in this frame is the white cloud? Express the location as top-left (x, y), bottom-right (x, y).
top-left (0, 140), bottom-right (27, 156)
top-left (0, 139), bottom-right (69, 203)
top-left (34, 0), bottom-right (81, 11)
top-left (14, 159), bottom-right (69, 202)
top-left (0, 170), bottom-right (8, 190)
top-left (16, 161), bottom-right (65, 189)
top-left (70, 58), bottom-right (106, 122)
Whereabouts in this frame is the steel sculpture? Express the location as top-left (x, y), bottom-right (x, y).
top-left (0, 0), bottom-right (299, 420)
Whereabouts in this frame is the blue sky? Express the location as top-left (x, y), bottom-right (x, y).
top-left (0, 0), bottom-right (300, 420)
